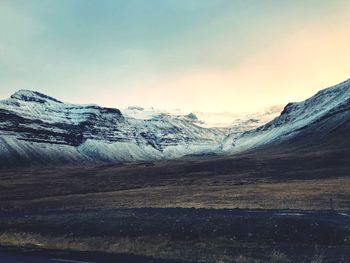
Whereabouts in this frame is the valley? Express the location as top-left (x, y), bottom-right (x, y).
top-left (0, 79), bottom-right (350, 262)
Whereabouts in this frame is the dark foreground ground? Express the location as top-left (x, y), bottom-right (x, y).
top-left (0, 247), bottom-right (191, 263)
top-left (0, 208), bottom-right (349, 262)
top-left (0, 146), bottom-right (349, 262)
top-left (0, 244), bottom-right (196, 263)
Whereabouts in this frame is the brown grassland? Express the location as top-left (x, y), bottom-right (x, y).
top-left (0, 145), bottom-right (349, 262)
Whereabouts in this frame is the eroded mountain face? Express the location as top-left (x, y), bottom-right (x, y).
top-left (1, 90), bottom-right (125, 146)
top-left (222, 79), bottom-right (350, 152)
top-left (0, 90), bottom-right (226, 166)
top-left (1, 78), bottom-right (349, 167)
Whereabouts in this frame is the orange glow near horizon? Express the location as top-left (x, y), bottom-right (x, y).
top-left (110, 16), bottom-right (350, 113)
top-left (1, 1), bottom-right (350, 114)
top-left (93, 3), bottom-right (350, 114)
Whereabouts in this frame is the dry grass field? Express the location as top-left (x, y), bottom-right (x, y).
top-left (0, 145), bottom-right (349, 211)
top-left (0, 145), bottom-right (349, 262)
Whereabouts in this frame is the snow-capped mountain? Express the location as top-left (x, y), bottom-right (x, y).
top-left (192, 106), bottom-right (283, 129)
top-left (0, 90), bottom-right (226, 167)
top-left (222, 78), bottom-right (350, 152)
top-left (1, 78), bottom-right (349, 167)
top-left (122, 105), bottom-right (282, 132)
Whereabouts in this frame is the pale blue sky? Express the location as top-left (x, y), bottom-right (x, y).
top-left (1, 0), bottom-right (350, 112)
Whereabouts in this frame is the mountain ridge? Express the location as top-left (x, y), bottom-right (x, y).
top-left (0, 91), bottom-right (226, 167)
top-left (1, 78), bottom-right (349, 167)
top-left (222, 78), bottom-right (350, 152)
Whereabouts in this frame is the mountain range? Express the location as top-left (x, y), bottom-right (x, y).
top-left (0, 78), bottom-right (349, 167)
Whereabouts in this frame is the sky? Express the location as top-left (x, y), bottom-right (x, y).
top-left (1, 0), bottom-right (350, 113)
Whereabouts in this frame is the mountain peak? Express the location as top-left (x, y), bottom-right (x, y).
top-left (11, 89), bottom-right (62, 104)
top-left (185, 113), bottom-right (198, 120)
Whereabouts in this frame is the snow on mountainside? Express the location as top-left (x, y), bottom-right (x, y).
top-left (122, 105), bottom-right (282, 131)
top-left (193, 106), bottom-right (283, 129)
top-left (222, 78), bottom-right (350, 152)
top-left (1, 77), bottom-right (349, 167)
top-left (0, 90), bottom-right (226, 167)
top-left (122, 106), bottom-right (165, 120)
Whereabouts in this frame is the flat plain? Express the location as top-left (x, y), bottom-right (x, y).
top-left (0, 144), bottom-right (349, 262)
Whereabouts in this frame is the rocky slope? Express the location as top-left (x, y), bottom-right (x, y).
top-left (222, 78), bottom-right (350, 152)
top-left (1, 78), bottom-right (349, 167)
top-left (0, 90), bottom-right (226, 167)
